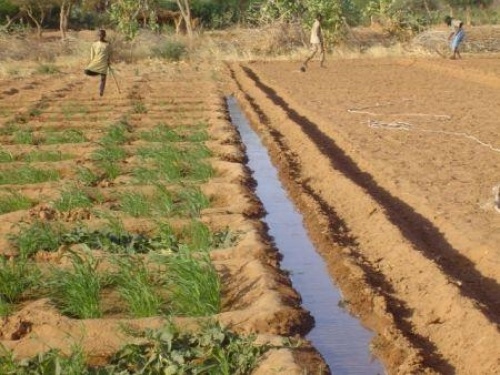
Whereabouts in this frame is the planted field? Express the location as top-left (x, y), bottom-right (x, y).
top-left (0, 62), bottom-right (323, 373)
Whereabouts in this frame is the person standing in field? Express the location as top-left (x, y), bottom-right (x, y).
top-left (445, 16), bottom-right (465, 60)
top-left (300, 14), bottom-right (325, 72)
top-left (84, 29), bottom-right (112, 97)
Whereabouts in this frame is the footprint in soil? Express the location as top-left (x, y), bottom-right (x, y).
top-left (11, 321), bottom-right (33, 340)
top-left (2, 88), bottom-right (19, 95)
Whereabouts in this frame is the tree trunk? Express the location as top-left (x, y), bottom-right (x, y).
top-left (60, 1), bottom-right (72, 40)
top-left (176, 0), bottom-right (192, 38)
top-left (25, 7), bottom-right (44, 39)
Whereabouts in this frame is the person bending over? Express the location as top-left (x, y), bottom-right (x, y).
top-left (85, 29), bottom-right (112, 97)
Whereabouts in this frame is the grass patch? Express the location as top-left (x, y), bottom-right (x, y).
top-left (53, 186), bottom-right (96, 211)
top-left (112, 256), bottom-right (167, 317)
top-left (9, 221), bottom-right (64, 258)
top-left (166, 250), bottom-right (221, 316)
top-left (101, 120), bottom-right (131, 145)
top-left (131, 101), bottom-right (147, 114)
top-left (140, 123), bottom-right (209, 143)
top-left (12, 129), bottom-right (38, 145)
top-left (20, 150), bottom-right (73, 162)
top-left (176, 186), bottom-right (210, 217)
top-left (152, 40), bottom-right (187, 61)
top-left (76, 166), bottom-right (101, 187)
top-left (36, 63), bottom-right (59, 75)
top-left (0, 257), bottom-right (40, 304)
top-left (48, 251), bottom-right (103, 319)
top-left (43, 129), bottom-right (87, 144)
top-left (61, 102), bottom-right (89, 119)
top-left (0, 166), bottom-right (59, 185)
top-left (0, 190), bottom-right (35, 214)
top-left (0, 150), bottom-right (14, 163)
top-left (134, 144), bottom-right (213, 183)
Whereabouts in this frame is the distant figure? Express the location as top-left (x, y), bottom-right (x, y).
top-left (300, 14), bottom-right (325, 72)
top-left (445, 16), bottom-right (465, 60)
top-left (84, 29), bottom-right (111, 97)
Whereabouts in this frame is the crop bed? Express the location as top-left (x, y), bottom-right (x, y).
top-left (0, 61), bottom-right (324, 374)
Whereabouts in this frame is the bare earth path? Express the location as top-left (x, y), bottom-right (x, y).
top-left (226, 58), bottom-right (500, 374)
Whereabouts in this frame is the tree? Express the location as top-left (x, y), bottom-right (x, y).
top-left (10, 0), bottom-right (55, 37)
top-left (57, 0), bottom-right (79, 39)
top-left (176, 0), bottom-right (192, 37)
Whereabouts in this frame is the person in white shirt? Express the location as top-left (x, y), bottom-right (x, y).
top-left (84, 29), bottom-right (112, 97)
top-left (300, 14), bottom-right (325, 72)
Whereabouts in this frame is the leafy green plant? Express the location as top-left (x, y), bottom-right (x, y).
top-left (48, 251), bottom-right (103, 318)
top-left (0, 190), bottom-right (35, 214)
top-left (0, 166), bottom-right (59, 185)
top-left (10, 221), bottom-right (63, 258)
top-left (166, 250), bottom-right (221, 316)
top-left (0, 323), bottom-right (268, 374)
top-left (103, 322), bottom-right (267, 374)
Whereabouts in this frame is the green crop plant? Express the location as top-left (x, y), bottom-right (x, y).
top-left (76, 166), bottom-right (101, 187)
top-left (0, 257), bottom-right (40, 304)
top-left (0, 121), bottom-right (19, 136)
top-left (182, 220), bottom-right (212, 252)
top-left (135, 144), bottom-right (213, 183)
top-left (112, 256), bottom-right (166, 317)
top-left (54, 186), bottom-right (95, 211)
top-left (140, 123), bottom-right (209, 143)
top-left (92, 144), bottom-right (127, 164)
top-left (166, 250), bottom-right (221, 316)
top-left (131, 101), bottom-right (147, 114)
top-left (0, 346), bottom-right (87, 373)
top-left (12, 129), bottom-right (36, 145)
top-left (21, 150), bottom-right (73, 163)
top-left (119, 185), bottom-right (174, 218)
top-left (48, 251), bottom-right (103, 319)
top-left (118, 191), bottom-right (152, 217)
top-left (0, 190), bottom-right (35, 214)
top-left (0, 166), bottom-right (59, 185)
top-left (175, 186), bottom-right (210, 217)
top-left (61, 102), bottom-right (89, 119)
top-left (44, 129), bottom-right (87, 145)
top-left (0, 149), bottom-right (13, 163)
top-left (101, 123), bottom-right (129, 145)
top-left (10, 221), bottom-right (64, 258)
top-left (0, 323), bottom-right (268, 374)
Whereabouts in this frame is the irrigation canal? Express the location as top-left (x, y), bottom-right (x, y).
top-left (226, 96), bottom-right (385, 374)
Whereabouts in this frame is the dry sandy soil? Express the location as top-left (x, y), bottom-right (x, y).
top-left (226, 57), bottom-right (500, 374)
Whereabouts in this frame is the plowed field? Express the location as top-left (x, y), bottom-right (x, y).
top-left (227, 58), bottom-right (500, 374)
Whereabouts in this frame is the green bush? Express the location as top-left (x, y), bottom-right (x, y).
top-left (152, 40), bottom-right (186, 61)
